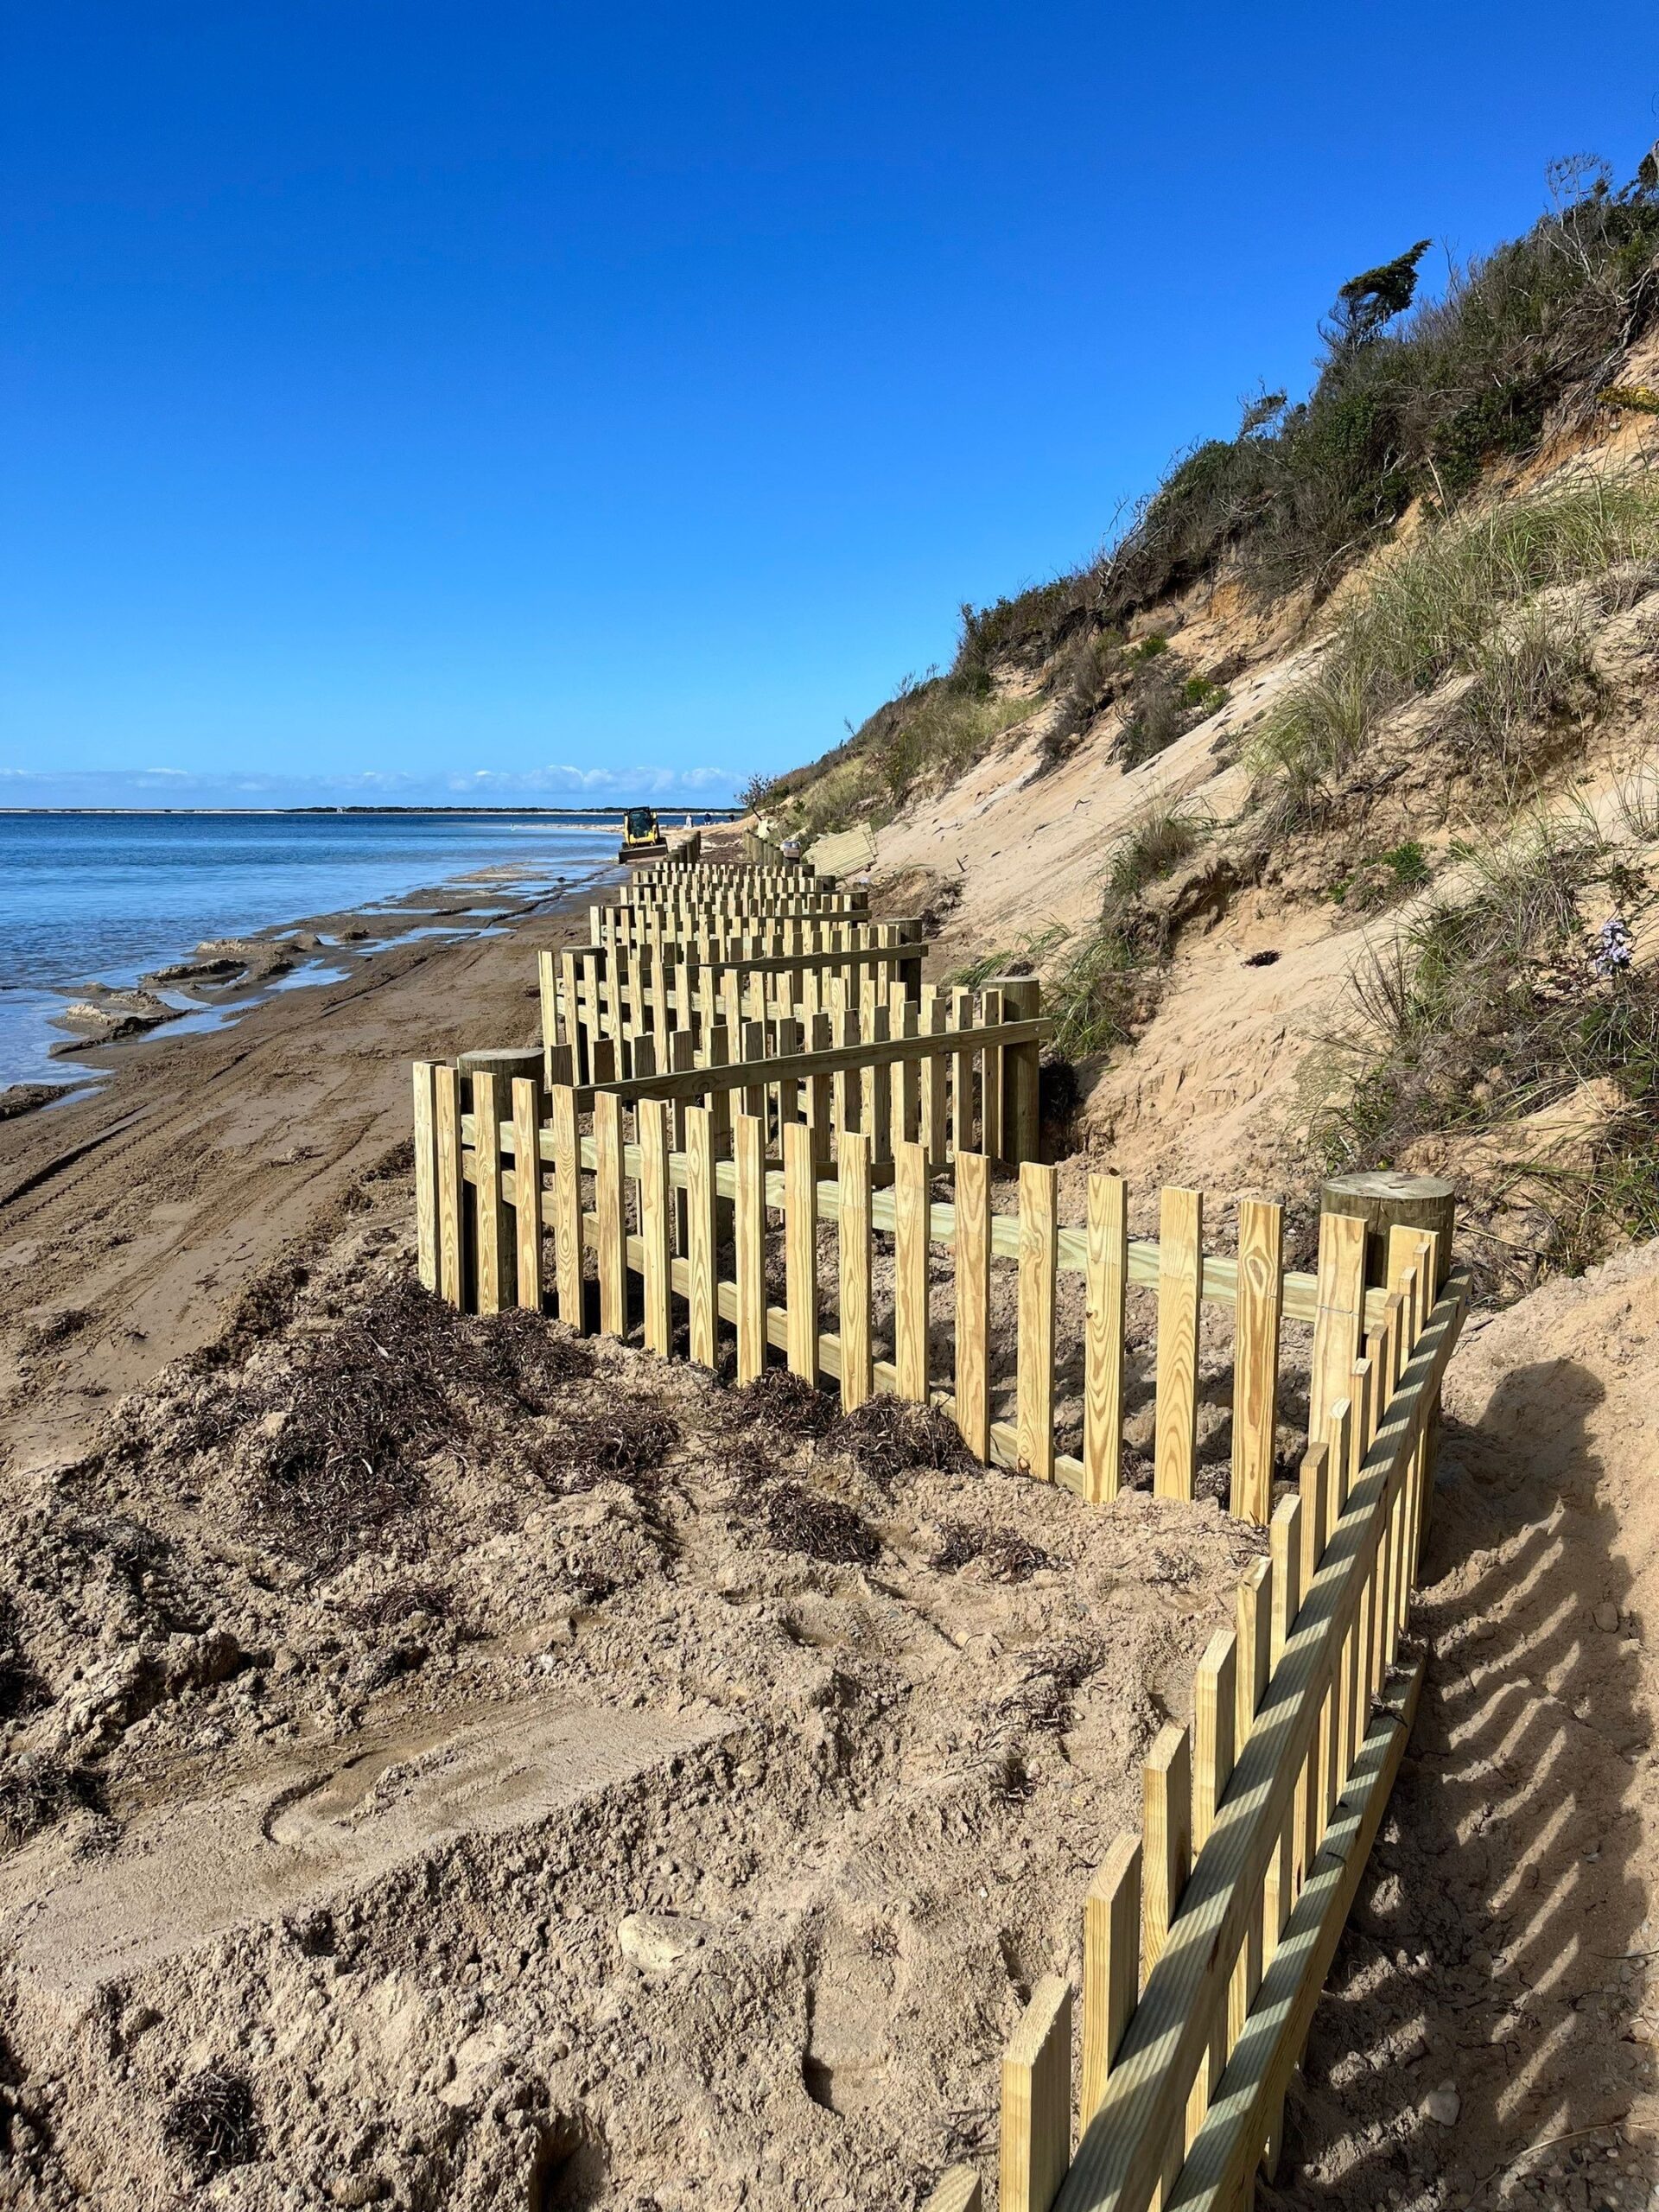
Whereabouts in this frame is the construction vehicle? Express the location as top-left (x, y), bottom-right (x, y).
top-left (616, 805), bottom-right (670, 862)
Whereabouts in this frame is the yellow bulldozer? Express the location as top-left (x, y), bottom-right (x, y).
top-left (616, 805), bottom-right (670, 863)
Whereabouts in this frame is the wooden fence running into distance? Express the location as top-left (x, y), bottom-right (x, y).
top-left (407, 843), bottom-right (1465, 2212)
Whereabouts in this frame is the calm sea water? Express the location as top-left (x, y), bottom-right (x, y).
top-left (0, 810), bottom-right (642, 1089)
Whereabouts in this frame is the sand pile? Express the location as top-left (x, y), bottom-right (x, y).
top-left (0, 1178), bottom-right (1263, 2209)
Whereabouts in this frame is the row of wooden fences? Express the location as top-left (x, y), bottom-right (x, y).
top-left (410, 842), bottom-right (1463, 2206)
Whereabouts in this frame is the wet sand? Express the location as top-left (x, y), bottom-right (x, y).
top-left (0, 856), bottom-right (620, 1475)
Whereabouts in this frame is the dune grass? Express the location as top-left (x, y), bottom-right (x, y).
top-left (1250, 473), bottom-right (1659, 823)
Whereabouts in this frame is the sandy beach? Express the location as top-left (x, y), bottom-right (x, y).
top-left (0, 858), bottom-right (614, 1475)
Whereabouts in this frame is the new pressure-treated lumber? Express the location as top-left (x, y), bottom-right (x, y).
top-left (1082, 1835), bottom-right (1141, 2129)
top-left (837, 1130), bottom-right (873, 1411)
top-left (512, 1075), bottom-right (543, 1311)
top-left (412, 1061), bottom-right (438, 1291)
top-left (1154, 1186), bottom-right (1203, 1502)
top-left (1230, 1198), bottom-right (1282, 1527)
top-left (1001, 1976), bottom-right (1072, 2212)
top-left (893, 1139), bottom-right (931, 1402)
top-left (1052, 1269), bottom-right (1467, 2212)
top-left (1018, 1160), bottom-right (1058, 1483)
top-left (921, 2172), bottom-right (983, 2212)
top-left (953, 1148), bottom-right (992, 1459)
top-left (734, 1111), bottom-right (766, 1384)
top-left (1084, 1173), bottom-right (1127, 1503)
top-left (1319, 1170), bottom-right (1455, 1294)
top-left (686, 1104), bottom-right (717, 1366)
top-left (784, 1121), bottom-right (817, 1382)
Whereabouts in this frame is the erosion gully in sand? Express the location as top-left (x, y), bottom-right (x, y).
top-left (415, 847), bottom-right (1465, 2210)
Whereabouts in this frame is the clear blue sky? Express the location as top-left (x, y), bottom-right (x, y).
top-left (3, 5), bottom-right (1656, 808)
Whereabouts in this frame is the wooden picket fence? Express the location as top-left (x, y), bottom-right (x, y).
top-left (408, 1039), bottom-right (1441, 1528)
top-left (925, 1214), bottom-right (1465, 2212)
top-left (406, 849), bottom-right (1461, 2211)
top-left (537, 930), bottom-right (933, 1084)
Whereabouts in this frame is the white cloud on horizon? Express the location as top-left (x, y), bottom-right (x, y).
top-left (0, 761), bottom-right (740, 806)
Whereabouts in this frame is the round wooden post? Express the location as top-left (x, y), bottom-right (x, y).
top-left (1318, 1171), bottom-right (1454, 1292)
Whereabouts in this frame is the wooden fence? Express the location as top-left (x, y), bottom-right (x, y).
top-left (408, 852), bottom-right (1459, 2206)
top-left (923, 1210), bottom-right (1464, 2212)
top-left (538, 933), bottom-right (931, 1081)
top-left (410, 1044), bottom-right (1437, 1529)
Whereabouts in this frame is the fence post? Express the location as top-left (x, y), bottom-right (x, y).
top-left (784, 1121), bottom-right (818, 1383)
top-left (1082, 1834), bottom-right (1141, 2128)
top-left (686, 1105), bottom-right (718, 1368)
top-left (734, 1112), bottom-right (766, 1384)
top-left (990, 975), bottom-right (1042, 1164)
top-left (550, 1081), bottom-right (584, 1331)
top-left (1319, 1170), bottom-right (1454, 1294)
top-left (594, 1090), bottom-right (628, 1338)
top-left (1083, 1172), bottom-right (1127, 1503)
top-left (1154, 1185), bottom-right (1203, 1502)
top-left (1317, 1169), bottom-right (1455, 1550)
top-left (435, 1062), bottom-right (463, 1307)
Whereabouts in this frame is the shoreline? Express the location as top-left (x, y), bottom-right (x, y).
top-left (0, 861), bottom-right (625, 1471)
top-left (2, 850), bottom-right (622, 1116)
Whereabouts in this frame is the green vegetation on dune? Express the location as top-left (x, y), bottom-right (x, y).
top-left (1250, 473), bottom-right (1659, 823)
top-left (960, 152), bottom-right (1659, 672)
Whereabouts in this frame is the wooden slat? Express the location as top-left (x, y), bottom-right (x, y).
top-left (1230, 1554), bottom-right (1273, 2054)
top-left (953, 1147), bottom-right (991, 1460)
top-left (472, 1071), bottom-right (507, 1318)
top-left (1166, 1656), bottom-right (1427, 2211)
top-left (836, 1129), bottom-right (874, 1412)
top-left (1017, 1160), bottom-right (1058, 1483)
top-left (1154, 1185), bottom-right (1203, 1502)
top-left (550, 1084), bottom-right (583, 1329)
top-left (784, 1120), bottom-right (818, 1382)
top-left (1082, 1834), bottom-right (1141, 2128)
top-left (734, 1111), bottom-right (766, 1384)
top-left (1001, 1976), bottom-right (1072, 2212)
top-left (594, 1090), bottom-right (628, 1338)
top-left (921, 2171), bottom-right (983, 2212)
top-left (412, 1062), bottom-right (438, 1292)
top-left (893, 1140), bottom-right (930, 1402)
top-left (638, 1097), bottom-right (672, 1356)
top-left (1229, 1198), bottom-right (1282, 1527)
top-left (1308, 1209), bottom-right (1368, 1446)
top-left (981, 985), bottom-right (1005, 1160)
top-left (1084, 1172), bottom-right (1127, 1503)
top-left (1193, 1630), bottom-right (1236, 1854)
top-left (686, 1104), bottom-right (717, 1366)
top-left (435, 1062), bottom-right (464, 1307)
top-left (1141, 1722), bottom-right (1191, 1984)
top-left (512, 1077), bottom-right (543, 1311)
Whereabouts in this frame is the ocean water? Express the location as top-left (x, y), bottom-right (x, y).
top-left (0, 810), bottom-right (650, 1089)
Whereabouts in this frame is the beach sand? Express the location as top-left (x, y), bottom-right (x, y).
top-left (0, 863), bottom-right (607, 1473)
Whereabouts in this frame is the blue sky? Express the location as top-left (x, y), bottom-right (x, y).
top-left (3, 5), bottom-right (1656, 809)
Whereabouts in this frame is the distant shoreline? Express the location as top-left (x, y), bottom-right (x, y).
top-left (0, 804), bottom-right (746, 818)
